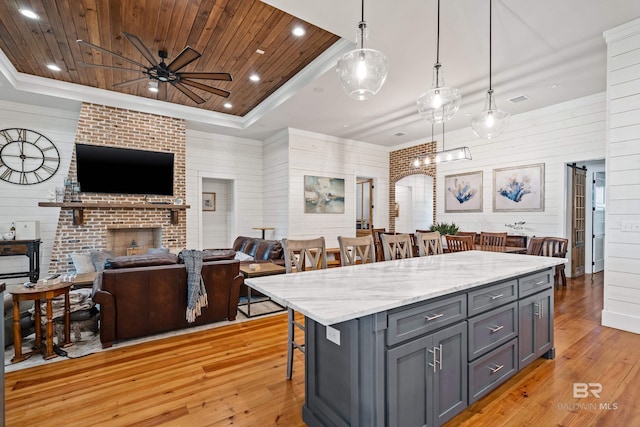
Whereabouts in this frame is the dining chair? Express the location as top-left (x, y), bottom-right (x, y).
top-left (337, 235), bottom-right (376, 266)
top-left (540, 237), bottom-right (569, 287)
top-left (371, 228), bottom-right (386, 262)
top-left (380, 233), bottom-right (414, 260)
top-left (526, 236), bottom-right (545, 256)
top-left (456, 231), bottom-right (478, 244)
top-left (415, 231), bottom-right (444, 256)
top-left (445, 234), bottom-right (474, 253)
top-left (479, 231), bottom-right (508, 247)
top-left (281, 237), bottom-right (327, 379)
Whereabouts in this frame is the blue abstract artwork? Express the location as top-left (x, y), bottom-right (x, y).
top-left (498, 175), bottom-right (531, 202)
top-left (448, 179), bottom-right (477, 204)
top-left (445, 171), bottom-right (483, 212)
top-left (493, 164), bottom-right (544, 212)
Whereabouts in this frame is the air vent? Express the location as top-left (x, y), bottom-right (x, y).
top-left (509, 95), bottom-right (530, 103)
top-left (394, 132), bottom-right (407, 137)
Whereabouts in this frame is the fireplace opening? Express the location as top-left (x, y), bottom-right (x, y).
top-left (107, 227), bottom-right (162, 256)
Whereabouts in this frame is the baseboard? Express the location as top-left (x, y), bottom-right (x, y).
top-left (601, 310), bottom-right (640, 334)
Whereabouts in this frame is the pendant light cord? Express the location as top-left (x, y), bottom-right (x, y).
top-left (436, 0), bottom-right (441, 64)
top-left (489, 0), bottom-right (493, 91)
top-left (359, 0), bottom-right (366, 49)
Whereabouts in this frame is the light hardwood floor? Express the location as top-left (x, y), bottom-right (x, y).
top-left (5, 272), bottom-right (640, 426)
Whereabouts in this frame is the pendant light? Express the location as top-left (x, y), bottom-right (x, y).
top-left (471, 0), bottom-right (510, 139)
top-left (416, 0), bottom-right (461, 123)
top-left (336, 0), bottom-right (389, 100)
top-left (412, 123), bottom-right (471, 168)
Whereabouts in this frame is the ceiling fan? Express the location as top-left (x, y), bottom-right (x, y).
top-left (77, 32), bottom-right (232, 104)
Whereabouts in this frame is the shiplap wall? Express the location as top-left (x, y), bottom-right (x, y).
top-left (285, 129), bottom-right (390, 248)
top-left (0, 100), bottom-right (79, 285)
top-left (263, 130), bottom-right (290, 241)
top-left (395, 93), bottom-right (606, 245)
top-left (185, 129), bottom-right (263, 249)
top-left (602, 18), bottom-right (640, 334)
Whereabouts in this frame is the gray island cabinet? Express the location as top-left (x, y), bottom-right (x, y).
top-left (246, 251), bottom-right (565, 427)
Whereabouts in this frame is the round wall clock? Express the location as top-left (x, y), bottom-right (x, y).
top-left (0, 128), bottom-right (61, 185)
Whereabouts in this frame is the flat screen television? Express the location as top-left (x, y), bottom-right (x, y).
top-left (75, 144), bottom-right (174, 196)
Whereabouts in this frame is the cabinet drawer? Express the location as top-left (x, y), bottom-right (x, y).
top-left (468, 280), bottom-right (517, 316)
top-left (387, 294), bottom-right (466, 346)
top-left (468, 338), bottom-right (518, 404)
top-left (519, 269), bottom-right (552, 298)
top-left (0, 244), bottom-right (29, 255)
top-left (468, 302), bottom-right (517, 360)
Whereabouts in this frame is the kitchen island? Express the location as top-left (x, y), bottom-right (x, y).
top-left (245, 251), bottom-right (566, 427)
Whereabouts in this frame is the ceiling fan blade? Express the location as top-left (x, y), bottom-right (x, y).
top-left (77, 62), bottom-right (141, 72)
top-left (178, 72), bottom-right (232, 81)
top-left (122, 32), bottom-right (158, 66)
top-left (112, 77), bottom-right (149, 88)
top-left (167, 47), bottom-right (201, 72)
top-left (181, 79), bottom-right (231, 98)
top-left (172, 82), bottom-right (206, 104)
top-left (77, 39), bottom-right (148, 68)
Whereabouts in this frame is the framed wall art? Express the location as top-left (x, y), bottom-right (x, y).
top-left (444, 171), bottom-right (483, 212)
top-left (304, 175), bottom-right (345, 214)
top-left (493, 163), bottom-right (544, 212)
top-left (202, 192), bottom-right (216, 211)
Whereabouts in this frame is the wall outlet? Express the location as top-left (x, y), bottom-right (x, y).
top-left (621, 221), bottom-right (640, 232)
top-left (326, 325), bottom-right (340, 346)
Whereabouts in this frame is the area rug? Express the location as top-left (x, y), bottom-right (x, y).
top-left (4, 300), bottom-right (284, 373)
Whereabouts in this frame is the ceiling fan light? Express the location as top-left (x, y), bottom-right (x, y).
top-left (417, 64), bottom-right (461, 123)
top-left (471, 90), bottom-right (510, 139)
top-left (19, 9), bottom-right (39, 20)
top-left (337, 48), bottom-right (389, 100)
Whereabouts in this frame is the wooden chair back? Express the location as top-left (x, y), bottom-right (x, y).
top-left (526, 237), bottom-right (546, 256)
top-left (415, 231), bottom-right (444, 256)
top-left (338, 235), bottom-right (376, 266)
top-left (282, 237), bottom-right (327, 273)
top-left (445, 235), bottom-right (474, 253)
top-left (456, 231), bottom-right (478, 244)
top-left (479, 232), bottom-right (508, 247)
top-left (371, 228), bottom-right (386, 262)
top-left (541, 237), bottom-right (568, 258)
top-left (380, 233), bottom-right (414, 260)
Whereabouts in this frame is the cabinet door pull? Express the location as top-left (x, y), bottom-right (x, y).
top-left (428, 348), bottom-right (437, 373)
top-left (489, 293), bottom-right (504, 300)
top-left (424, 313), bottom-right (444, 321)
top-left (489, 364), bottom-right (504, 374)
top-left (435, 344), bottom-right (443, 370)
top-left (533, 302), bottom-right (541, 318)
top-left (488, 325), bottom-right (504, 333)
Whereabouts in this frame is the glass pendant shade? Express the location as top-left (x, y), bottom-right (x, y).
top-left (417, 63), bottom-right (462, 123)
top-left (337, 47), bottom-right (389, 100)
top-left (471, 89), bottom-right (510, 139)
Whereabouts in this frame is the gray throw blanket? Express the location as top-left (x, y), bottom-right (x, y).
top-left (179, 249), bottom-right (209, 323)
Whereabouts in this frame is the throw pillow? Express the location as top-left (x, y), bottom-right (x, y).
top-left (147, 247), bottom-right (170, 255)
top-left (71, 253), bottom-right (96, 274)
top-left (90, 250), bottom-right (115, 272)
top-left (234, 251), bottom-right (254, 261)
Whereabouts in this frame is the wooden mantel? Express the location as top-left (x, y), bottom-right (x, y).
top-left (38, 202), bottom-right (190, 225)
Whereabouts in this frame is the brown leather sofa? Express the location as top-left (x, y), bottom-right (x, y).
top-left (93, 252), bottom-right (242, 348)
top-left (231, 236), bottom-right (284, 264)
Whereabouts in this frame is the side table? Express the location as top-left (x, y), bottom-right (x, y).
top-left (238, 263), bottom-right (285, 318)
top-left (9, 281), bottom-right (73, 362)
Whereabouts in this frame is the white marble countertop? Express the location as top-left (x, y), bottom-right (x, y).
top-left (245, 251), bottom-right (566, 326)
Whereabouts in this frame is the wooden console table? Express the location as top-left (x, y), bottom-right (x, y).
top-left (0, 239), bottom-right (41, 282)
top-left (38, 202), bottom-right (190, 225)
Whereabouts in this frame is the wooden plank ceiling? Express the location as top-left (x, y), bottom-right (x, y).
top-left (0, 0), bottom-right (340, 116)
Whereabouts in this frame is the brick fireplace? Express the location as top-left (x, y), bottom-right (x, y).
top-left (48, 103), bottom-right (187, 273)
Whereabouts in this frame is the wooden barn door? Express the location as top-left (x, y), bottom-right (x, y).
top-left (571, 165), bottom-right (586, 277)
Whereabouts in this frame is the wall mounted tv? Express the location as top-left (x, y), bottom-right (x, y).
top-left (75, 144), bottom-right (174, 196)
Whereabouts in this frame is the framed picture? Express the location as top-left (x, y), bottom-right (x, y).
top-left (444, 171), bottom-right (483, 212)
top-left (493, 163), bottom-right (545, 212)
top-left (202, 192), bottom-right (216, 211)
top-left (304, 175), bottom-right (345, 213)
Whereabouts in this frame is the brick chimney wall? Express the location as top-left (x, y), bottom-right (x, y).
top-left (389, 141), bottom-right (437, 233)
top-left (48, 103), bottom-right (187, 273)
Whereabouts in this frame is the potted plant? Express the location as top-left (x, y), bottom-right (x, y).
top-left (430, 222), bottom-right (459, 236)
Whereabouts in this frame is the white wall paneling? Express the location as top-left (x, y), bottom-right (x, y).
top-left (602, 18), bottom-right (640, 334)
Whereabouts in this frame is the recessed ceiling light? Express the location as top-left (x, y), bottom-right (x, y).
top-left (147, 81), bottom-right (158, 92)
top-left (256, 49), bottom-right (265, 55)
top-left (249, 74), bottom-right (260, 82)
top-left (292, 26), bottom-right (305, 37)
top-left (46, 64), bottom-right (62, 72)
top-left (19, 9), bottom-right (39, 20)
top-left (224, 102), bottom-right (232, 109)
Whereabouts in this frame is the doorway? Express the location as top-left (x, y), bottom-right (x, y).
top-left (201, 177), bottom-right (234, 248)
top-left (356, 178), bottom-right (373, 236)
top-left (592, 171), bottom-right (606, 273)
top-left (394, 174), bottom-right (434, 233)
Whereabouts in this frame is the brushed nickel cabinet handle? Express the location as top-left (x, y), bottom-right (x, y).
top-left (489, 364), bottom-right (504, 373)
top-left (490, 293), bottom-right (504, 300)
top-left (488, 325), bottom-right (504, 333)
top-left (424, 313), bottom-right (444, 321)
